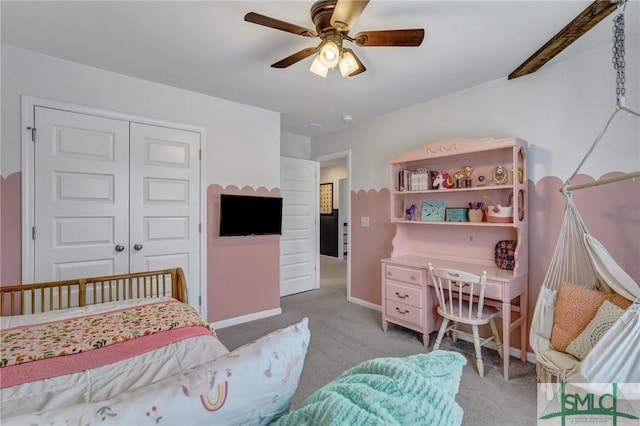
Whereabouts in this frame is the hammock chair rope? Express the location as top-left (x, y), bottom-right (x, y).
top-left (562, 0), bottom-right (640, 194)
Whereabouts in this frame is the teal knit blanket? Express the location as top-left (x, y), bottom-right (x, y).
top-left (272, 351), bottom-right (467, 426)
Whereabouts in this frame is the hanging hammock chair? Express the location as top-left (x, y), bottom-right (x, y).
top-left (529, 195), bottom-right (640, 390)
top-left (529, 0), bottom-right (640, 397)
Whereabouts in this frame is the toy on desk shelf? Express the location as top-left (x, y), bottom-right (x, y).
top-left (454, 171), bottom-right (464, 188)
top-left (432, 172), bottom-right (455, 190)
top-left (492, 165), bottom-right (508, 185)
top-left (462, 165), bottom-right (474, 188)
top-left (406, 204), bottom-right (419, 221)
top-left (481, 195), bottom-right (500, 212)
top-left (481, 194), bottom-right (513, 223)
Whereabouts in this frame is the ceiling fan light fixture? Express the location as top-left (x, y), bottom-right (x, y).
top-left (310, 55), bottom-right (329, 78)
top-left (246, 2), bottom-right (425, 78)
top-left (318, 40), bottom-right (340, 68)
top-left (339, 50), bottom-right (359, 76)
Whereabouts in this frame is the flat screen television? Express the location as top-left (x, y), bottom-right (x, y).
top-left (219, 194), bottom-right (283, 236)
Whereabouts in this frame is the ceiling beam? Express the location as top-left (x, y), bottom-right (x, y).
top-left (508, 0), bottom-right (618, 80)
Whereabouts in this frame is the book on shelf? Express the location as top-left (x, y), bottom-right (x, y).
top-left (398, 169), bottom-right (431, 191)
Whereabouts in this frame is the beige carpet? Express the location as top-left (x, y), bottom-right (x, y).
top-left (216, 255), bottom-right (538, 425)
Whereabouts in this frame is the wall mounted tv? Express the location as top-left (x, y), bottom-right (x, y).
top-left (219, 194), bottom-right (283, 236)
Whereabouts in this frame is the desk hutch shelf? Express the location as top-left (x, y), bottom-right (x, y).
top-left (381, 137), bottom-right (528, 380)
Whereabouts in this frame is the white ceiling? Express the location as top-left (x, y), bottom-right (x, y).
top-left (2, 1), bottom-right (637, 137)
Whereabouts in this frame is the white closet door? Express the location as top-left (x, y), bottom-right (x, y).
top-left (280, 157), bottom-right (319, 296)
top-left (34, 107), bottom-right (130, 281)
top-left (129, 123), bottom-right (201, 303)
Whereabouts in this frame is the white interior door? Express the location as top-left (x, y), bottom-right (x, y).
top-left (280, 157), bottom-right (319, 296)
top-left (129, 123), bottom-right (201, 303)
top-left (34, 107), bottom-right (130, 281)
top-left (33, 107), bottom-right (202, 307)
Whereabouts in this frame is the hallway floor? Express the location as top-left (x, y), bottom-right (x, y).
top-left (320, 255), bottom-right (347, 297)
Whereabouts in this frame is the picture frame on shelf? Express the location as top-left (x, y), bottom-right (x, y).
top-left (421, 200), bottom-right (446, 221)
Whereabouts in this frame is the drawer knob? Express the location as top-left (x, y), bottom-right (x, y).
top-left (395, 292), bottom-right (409, 299)
top-left (387, 271), bottom-right (392, 276)
top-left (395, 307), bottom-right (410, 314)
top-left (410, 275), bottom-right (416, 281)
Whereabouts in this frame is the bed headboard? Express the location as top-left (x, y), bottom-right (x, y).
top-left (0, 268), bottom-right (188, 316)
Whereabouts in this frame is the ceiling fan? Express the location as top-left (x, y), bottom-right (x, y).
top-left (244, 0), bottom-right (424, 78)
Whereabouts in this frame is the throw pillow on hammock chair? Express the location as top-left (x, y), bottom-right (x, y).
top-left (550, 281), bottom-right (633, 360)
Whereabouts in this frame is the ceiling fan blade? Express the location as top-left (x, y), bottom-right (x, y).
top-left (331, 0), bottom-right (370, 32)
top-left (354, 29), bottom-right (425, 47)
top-left (271, 47), bottom-right (320, 68)
top-left (343, 48), bottom-right (366, 77)
top-left (244, 12), bottom-right (317, 37)
top-left (508, 0), bottom-right (616, 79)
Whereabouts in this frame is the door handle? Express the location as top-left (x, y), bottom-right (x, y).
top-left (133, 244), bottom-right (143, 251)
top-left (115, 245), bottom-right (125, 252)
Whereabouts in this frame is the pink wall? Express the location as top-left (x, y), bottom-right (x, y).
top-left (350, 189), bottom-right (395, 305)
top-left (1, 173), bottom-right (22, 285)
top-left (2, 171), bottom-right (637, 337)
top-left (206, 184), bottom-right (281, 323)
top-left (349, 172), bottom-right (639, 351)
top-left (0, 175), bottom-right (282, 325)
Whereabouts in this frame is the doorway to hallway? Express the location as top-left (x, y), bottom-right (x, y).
top-left (320, 255), bottom-right (347, 297)
top-left (317, 150), bottom-right (350, 298)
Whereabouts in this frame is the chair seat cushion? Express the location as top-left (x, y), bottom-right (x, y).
top-left (437, 303), bottom-right (500, 324)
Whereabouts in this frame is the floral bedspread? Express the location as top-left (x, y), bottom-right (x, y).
top-left (1, 300), bottom-right (210, 367)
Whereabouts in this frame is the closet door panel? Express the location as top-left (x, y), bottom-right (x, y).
top-left (34, 107), bottom-right (130, 281)
top-left (129, 123), bottom-right (201, 300)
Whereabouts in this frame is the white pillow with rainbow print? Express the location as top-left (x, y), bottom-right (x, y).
top-left (4, 317), bottom-right (310, 426)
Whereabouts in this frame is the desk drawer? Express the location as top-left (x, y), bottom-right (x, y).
top-left (450, 280), bottom-right (502, 301)
top-left (385, 281), bottom-right (423, 308)
top-left (484, 280), bottom-right (503, 300)
top-left (384, 265), bottom-right (424, 285)
top-left (385, 300), bottom-right (422, 326)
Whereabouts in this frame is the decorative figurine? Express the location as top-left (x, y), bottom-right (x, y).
top-left (492, 165), bottom-right (508, 185)
top-left (406, 204), bottom-right (419, 220)
top-left (462, 165), bottom-right (474, 187)
top-left (454, 171), bottom-right (464, 188)
top-left (512, 167), bottom-right (524, 184)
top-left (432, 172), bottom-right (455, 190)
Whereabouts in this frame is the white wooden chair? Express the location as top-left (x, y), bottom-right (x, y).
top-left (428, 263), bottom-right (503, 377)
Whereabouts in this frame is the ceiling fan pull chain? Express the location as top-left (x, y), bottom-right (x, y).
top-left (612, 0), bottom-right (626, 103)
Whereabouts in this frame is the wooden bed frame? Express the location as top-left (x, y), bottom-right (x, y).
top-left (0, 268), bottom-right (188, 316)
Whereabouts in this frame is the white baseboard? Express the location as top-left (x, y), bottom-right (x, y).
top-left (453, 333), bottom-right (537, 363)
top-left (211, 307), bottom-right (282, 329)
top-left (348, 296), bottom-right (382, 312)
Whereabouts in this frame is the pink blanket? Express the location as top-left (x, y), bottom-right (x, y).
top-left (1, 300), bottom-right (214, 388)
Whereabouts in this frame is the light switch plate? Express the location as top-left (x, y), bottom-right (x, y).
top-left (361, 216), bottom-right (369, 227)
